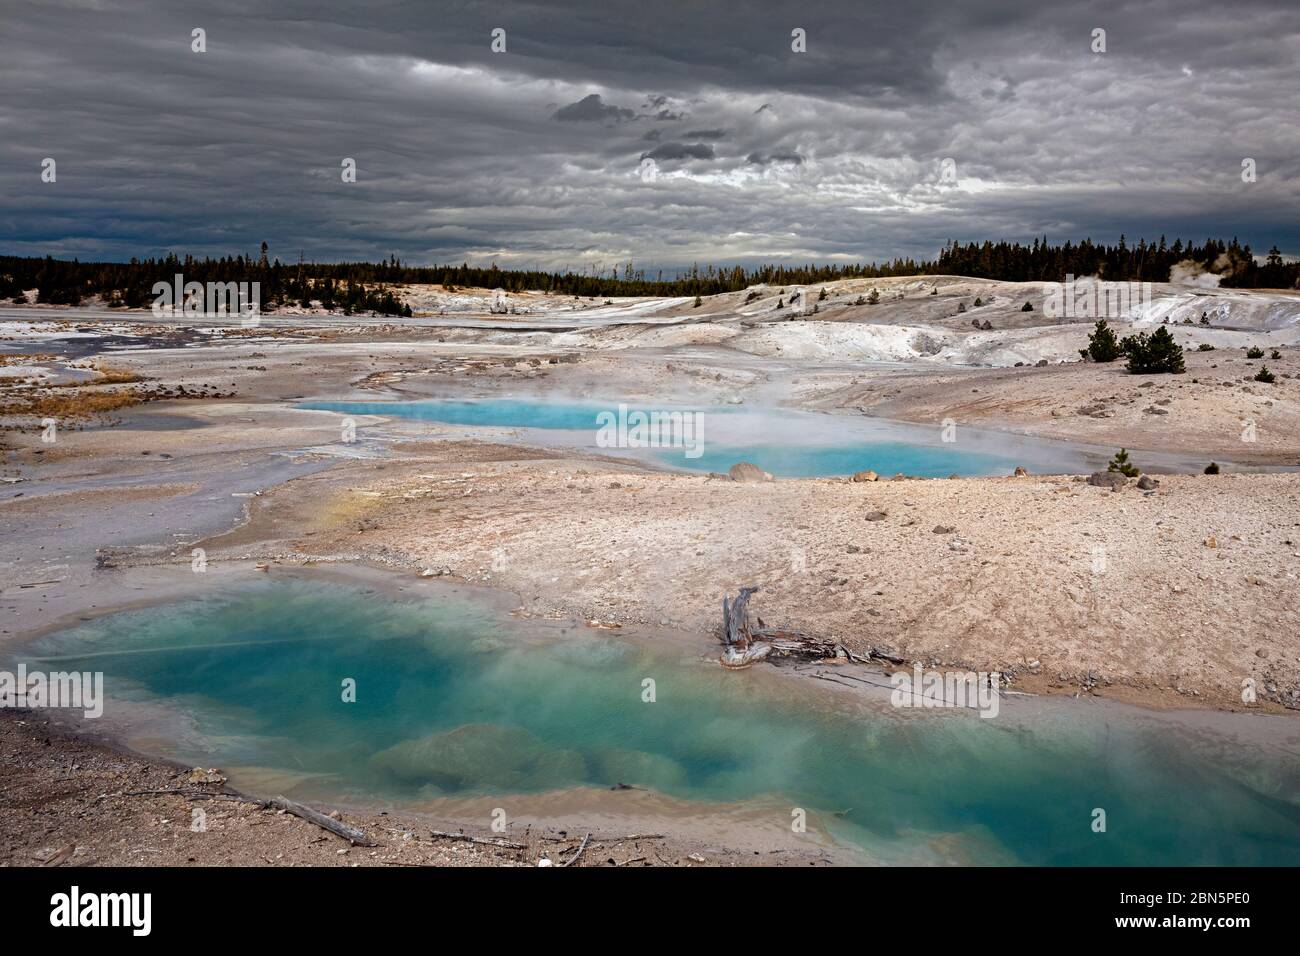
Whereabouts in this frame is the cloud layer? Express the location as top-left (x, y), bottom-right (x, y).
top-left (1, 0), bottom-right (1297, 270)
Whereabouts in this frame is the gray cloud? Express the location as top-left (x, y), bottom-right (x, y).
top-left (640, 142), bottom-right (716, 162)
top-left (553, 93), bottom-right (635, 123)
top-left (747, 150), bottom-right (804, 166)
top-left (0, 0), bottom-right (1297, 270)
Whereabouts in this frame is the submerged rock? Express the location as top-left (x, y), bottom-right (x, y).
top-left (370, 723), bottom-right (585, 792)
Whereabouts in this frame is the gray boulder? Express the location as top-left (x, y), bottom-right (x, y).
top-left (1087, 471), bottom-right (1128, 489)
top-left (728, 462), bottom-right (771, 483)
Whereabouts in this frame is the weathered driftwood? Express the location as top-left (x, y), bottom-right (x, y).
top-left (719, 586), bottom-right (897, 668)
top-left (562, 832), bottom-right (592, 867)
top-left (267, 795), bottom-right (375, 846)
top-left (429, 829), bottom-right (526, 850)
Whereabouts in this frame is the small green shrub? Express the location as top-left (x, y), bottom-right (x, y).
top-left (1107, 448), bottom-right (1140, 477)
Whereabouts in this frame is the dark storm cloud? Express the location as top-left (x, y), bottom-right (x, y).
top-left (553, 93), bottom-right (635, 122)
top-left (0, 0), bottom-right (1297, 268)
top-left (641, 143), bottom-right (716, 162)
top-left (747, 150), bottom-right (804, 166)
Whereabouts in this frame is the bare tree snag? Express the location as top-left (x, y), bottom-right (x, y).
top-left (719, 586), bottom-right (897, 668)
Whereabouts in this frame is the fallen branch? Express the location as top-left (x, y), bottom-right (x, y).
top-left (97, 787), bottom-right (244, 803)
top-left (588, 833), bottom-right (664, 843)
top-left (266, 796), bottom-right (375, 847)
top-left (429, 829), bottom-right (526, 850)
top-left (562, 832), bottom-right (591, 867)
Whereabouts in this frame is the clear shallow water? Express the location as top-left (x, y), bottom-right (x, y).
top-left (21, 579), bottom-right (1300, 865)
top-left (300, 398), bottom-right (1018, 477)
top-left (659, 442), bottom-right (1011, 479)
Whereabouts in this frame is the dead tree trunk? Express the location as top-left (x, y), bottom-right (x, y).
top-left (718, 586), bottom-right (887, 668)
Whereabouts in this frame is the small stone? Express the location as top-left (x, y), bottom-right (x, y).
top-left (932, 525), bottom-right (955, 534)
top-left (1136, 475), bottom-right (1158, 490)
top-left (851, 470), bottom-right (879, 482)
top-left (864, 511), bottom-right (888, 522)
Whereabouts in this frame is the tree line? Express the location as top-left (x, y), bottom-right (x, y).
top-left (0, 236), bottom-right (1295, 312)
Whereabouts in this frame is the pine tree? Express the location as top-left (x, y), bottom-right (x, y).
top-left (1084, 320), bottom-right (1122, 362)
top-left (1107, 448), bottom-right (1139, 477)
top-left (1123, 326), bottom-right (1185, 374)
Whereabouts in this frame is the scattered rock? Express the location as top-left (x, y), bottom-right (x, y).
top-left (1087, 471), bottom-right (1127, 489)
top-left (864, 511), bottom-right (888, 522)
top-left (932, 525), bottom-right (955, 534)
top-left (186, 767), bottom-right (226, 785)
top-left (728, 462), bottom-right (771, 483)
top-left (1136, 475), bottom-right (1158, 490)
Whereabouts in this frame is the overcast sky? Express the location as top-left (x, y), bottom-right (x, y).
top-left (1, 0), bottom-right (1297, 271)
